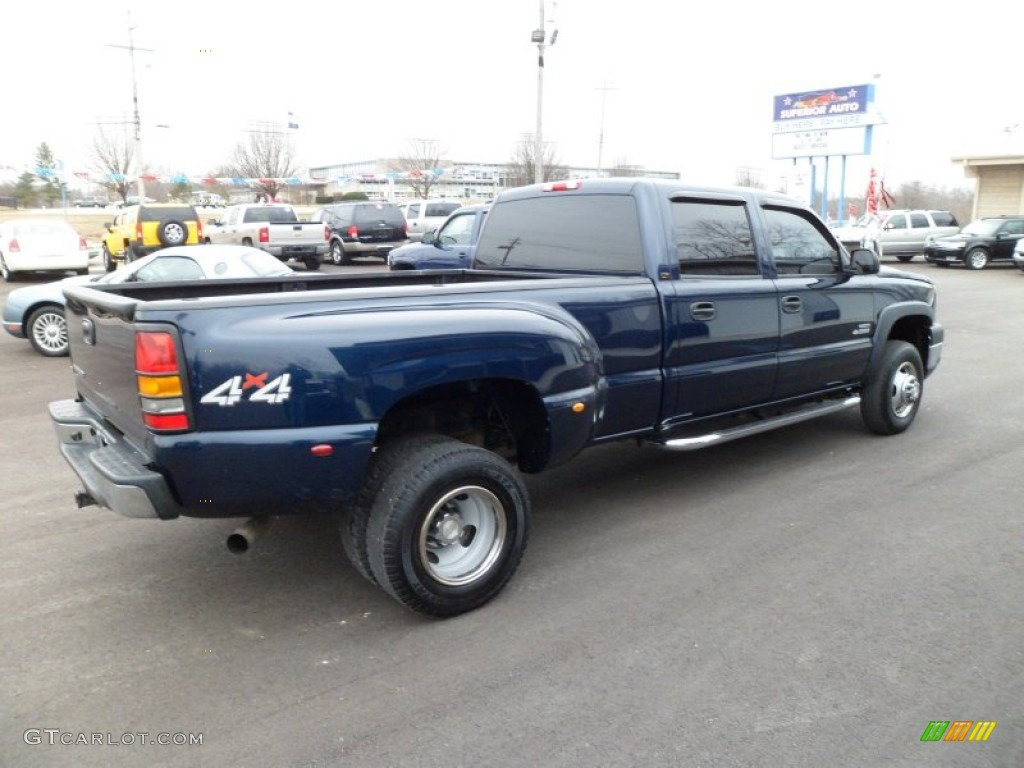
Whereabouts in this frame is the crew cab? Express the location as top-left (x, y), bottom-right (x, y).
top-left (50, 178), bottom-right (943, 618)
top-left (204, 203), bottom-right (329, 271)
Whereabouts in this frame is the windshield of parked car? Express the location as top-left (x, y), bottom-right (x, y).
top-left (960, 219), bottom-right (1004, 236)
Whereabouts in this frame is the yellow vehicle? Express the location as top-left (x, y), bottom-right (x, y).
top-left (101, 203), bottom-right (202, 272)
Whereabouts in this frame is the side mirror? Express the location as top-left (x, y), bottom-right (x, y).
top-left (103, 222), bottom-right (112, 231)
top-left (421, 229), bottom-right (437, 245)
top-left (850, 248), bottom-right (880, 274)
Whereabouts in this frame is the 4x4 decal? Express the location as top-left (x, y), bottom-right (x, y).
top-left (201, 372), bottom-right (292, 406)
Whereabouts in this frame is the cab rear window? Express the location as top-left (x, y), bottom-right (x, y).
top-left (474, 195), bottom-right (643, 272)
top-left (140, 206), bottom-right (197, 222)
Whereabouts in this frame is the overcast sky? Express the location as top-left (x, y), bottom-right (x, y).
top-left (3, 0), bottom-right (1021, 192)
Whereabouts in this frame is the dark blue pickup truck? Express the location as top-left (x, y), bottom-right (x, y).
top-left (50, 178), bottom-right (943, 617)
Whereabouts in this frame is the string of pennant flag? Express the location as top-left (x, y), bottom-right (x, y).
top-left (2, 165), bottom-right (451, 186)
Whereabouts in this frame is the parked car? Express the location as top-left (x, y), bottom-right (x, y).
top-left (388, 204), bottom-right (489, 270)
top-left (0, 219), bottom-right (91, 282)
top-left (1013, 237), bottom-right (1024, 272)
top-left (399, 199), bottom-right (462, 241)
top-left (73, 197), bottom-right (105, 208)
top-left (2, 244), bottom-right (296, 357)
top-left (924, 215), bottom-right (1024, 269)
top-left (314, 201), bottom-right (409, 264)
top-left (101, 203), bottom-right (203, 271)
top-left (831, 209), bottom-right (960, 261)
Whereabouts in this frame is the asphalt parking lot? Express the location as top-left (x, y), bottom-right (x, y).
top-left (1, 259), bottom-right (1021, 767)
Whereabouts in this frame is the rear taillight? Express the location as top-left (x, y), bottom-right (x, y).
top-left (259, 226), bottom-right (269, 243)
top-left (324, 225), bottom-right (330, 242)
top-left (78, 237), bottom-right (88, 250)
top-left (347, 225), bottom-right (359, 239)
top-left (135, 223), bottom-right (144, 243)
top-left (8, 239), bottom-right (19, 252)
top-left (136, 331), bottom-right (190, 432)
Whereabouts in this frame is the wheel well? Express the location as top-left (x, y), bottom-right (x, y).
top-left (375, 379), bottom-right (549, 472)
top-left (888, 315), bottom-right (931, 369)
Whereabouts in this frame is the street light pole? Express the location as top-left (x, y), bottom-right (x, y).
top-left (532, 1), bottom-right (546, 185)
top-left (108, 12), bottom-right (153, 201)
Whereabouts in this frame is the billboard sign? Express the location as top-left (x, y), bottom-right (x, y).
top-left (771, 126), bottom-right (873, 159)
top-left (772, 84), bottom-right (880, 133)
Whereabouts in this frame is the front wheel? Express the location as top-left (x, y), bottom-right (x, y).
top-left (102, 244), bottom-right (116, 272)
top-left (896, 255), bottom-right (914, 263)
top-left (364, 436), bottom-right (529, 617)
top-left (860, 340), bottom-right (924, 435)
top-left (965, 247), bottom-right (989, 270)
top-left (27, 304), bottom-right (69, 357)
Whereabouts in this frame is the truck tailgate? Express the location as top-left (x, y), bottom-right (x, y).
top-left (64, 285), bottom-right (162, 448)
top-left (269, 223), bottom-right (324, 244)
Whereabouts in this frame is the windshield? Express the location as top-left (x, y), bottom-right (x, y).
top-left (961, 219), bottom-right (1003, 236)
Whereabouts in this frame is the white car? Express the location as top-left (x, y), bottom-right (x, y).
top-left (0, 219), bottom-right (91, 281)
top-left (2, 244), bottom-right (298, 356)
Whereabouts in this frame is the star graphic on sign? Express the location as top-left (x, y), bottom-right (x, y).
top-left (242, 372), bottom-right (268, 390)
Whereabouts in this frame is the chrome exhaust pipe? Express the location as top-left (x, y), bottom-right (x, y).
top-left (227, 517), bottom-right (270, 554)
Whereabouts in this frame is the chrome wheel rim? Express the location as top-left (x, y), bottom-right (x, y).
top-left (32, 311), bottom-right (67, 354)
top-left (417, 486), bottom-right (507, 586)
top-left (968, 250), bottom-right (987, 269)
top-left (890, 361), bottom-right (920, 418)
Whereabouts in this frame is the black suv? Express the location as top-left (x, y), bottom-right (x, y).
top-left (924, 215), bottom-right (1024, 269)
top-left (313, 201), bottom-right (408, 265)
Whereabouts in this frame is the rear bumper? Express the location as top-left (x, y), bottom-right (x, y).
top-left (50, 398), bottom-right (379, 520)
top-left (264, 244), bottom-right (329, 259)
top-left (50, 399), bottom-right (184, 520)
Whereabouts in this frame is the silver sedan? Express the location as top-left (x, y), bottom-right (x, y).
top-left (2, 244), bottom-right (297, 357)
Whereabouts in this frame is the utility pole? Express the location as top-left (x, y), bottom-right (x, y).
top-left (595, 80), bottom-right (617, 176)
top-left (107, 12), bottom-right (153, 200)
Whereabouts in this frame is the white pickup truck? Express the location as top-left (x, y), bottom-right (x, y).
top-left (204, 203), bottom-right (329, 270)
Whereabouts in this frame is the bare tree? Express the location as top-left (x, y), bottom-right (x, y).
top-left (504, 135), bottom-right (566, 189)
top-left (90, 126), bottom-right (135, 204)
top-left (391, 139), bottom-right (447, 199)
top-left (734, 167), bottom-right (767, 189)
top-left (227, 130), bottom-right (297, 200)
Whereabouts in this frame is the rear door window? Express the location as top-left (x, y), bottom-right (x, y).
top-left (671, 199), bottom-right (759, 276)
top-left (141, 206), bottom-right (197, 222)
top-left (474, 194), bottom-right (643, 272)
top-left (354, 204), bottom-right (405, 226)
top-left (426, 202), bottom-right (460, 217)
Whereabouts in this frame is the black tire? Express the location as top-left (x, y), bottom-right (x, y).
top-left (330, 240), bottom-right (351, 266)
top-left (303, 256), bottom-right (321, 271)
top-left (0, 256), bottom-right (13, 282)
top-left (102, 244), bottom-right (116, 272)
top-left (126, 243), bottom-right (147, 263)
top-left (27, 304), bottom-right (69, 357)
top-left (157, 220), bottom-right (188, 247)
top-left (76, 269), bottom-right (89, 276)
top-left (860, 340), bottom-right (924, 435)
top-left (364, 436), bottom-right (530, 617)
top-left (340, 433), bottom-right (452, 585)
top-left (896, 255), bottom-right (914, 263)
top-left (964, 247), bottom-right (989, 270)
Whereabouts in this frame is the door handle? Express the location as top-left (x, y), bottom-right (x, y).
top-left (782, 296), bottom-right (802, 313)
top-left (689, 301), bottom-right (716, 321)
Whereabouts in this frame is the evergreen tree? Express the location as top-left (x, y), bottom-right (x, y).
top-left (15, 172), bottom-right (37, 208)
top-left (35, 142), bottom-right (61, 206)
